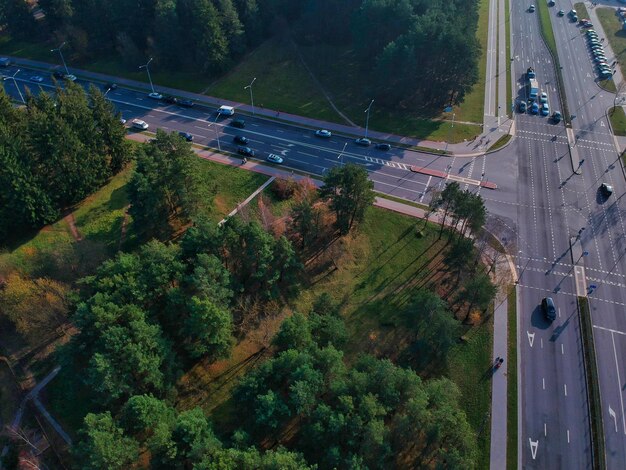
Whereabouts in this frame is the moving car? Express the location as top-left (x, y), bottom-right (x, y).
top-left (266, 154), bottom-right (284, 164)
top-left (542, 297), bottom-right (556, 322)
top-left (552, 111), bottom-right (562, 123)
top-left (557, 9), bottom-right (565, 16)
top-left (231, 119), bottom-right (245, 128)
top-left (237, 146), bottom-right (254, 157)
top-left (120, 117), bottom-right (127, 125)
top-left (315, 129), bottom-right (332, 138)
top-left (355, 137), bottom-right (372, 146)
top-left (162, 95), bottom-right (178, 104)
top-left (218, 105), bottom-right (235, 116)
top-left (132, 119), bottom-right (149, 130)
top-left (52, 70), bottom-right (65, 79)
top-left (178, 99), bottom-right (194, 107)
top-left (541, 103), bottom-right (550, 116)
top-left (64, 74), bottom-right (77, 82)
top-left (531, 102), bottom-right (539, 114)
top-left (233, 135), bottom-right (249, 144)
top-left (376, 143), bottom-right (391, 151)
top-left (529, 4), bottom-right (535, 12)
top-left (178, 131), bottom-right (193, 142)
top-left (148, 92), bottom-right (163, 100)
top-left (600, 183), bottom-right (614, 197)
top-left (30, 76), bottom-right (44, 83)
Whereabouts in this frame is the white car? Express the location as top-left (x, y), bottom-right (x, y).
top-left (315, 129), bottom-right (332, 138)
top-left (30, 76), bottom-right (44, 83)
top-left (540, 92), bottom-right (548, 103)
top-left (120, 117), bottom-right (127, 125)
top-left (148, 92), bottom-right (163, 100)
top-left (64, 74), bottom-right (77, 82)
top-left (355, 137), bottom-right (372, 146)
top-left (266, 154), bottom-right (284, 164)
top-left (132, 119), bottom-right (149, 130)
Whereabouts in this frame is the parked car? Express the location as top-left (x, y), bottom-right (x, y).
top-left (266, 154), bottom-right (284, 164)
top-left (519, 101), bottom-right (527, 113)
top-left (376, 143), bottom-right (391, 151)
top-left (178, 131), bottom-right (193, 142)
top-left (540, 92), bottom-right (548, 103)
top-left (600, 70), bottom-right (613, 80)
top-left (600, 183), bottom-right (614, 197)
top-left (542, 297), bottom-right (556, 321)
top-left (120, 117), bottom-right (127, 125)
top-left (231, 119), bottom-right (245, 128)
top-left (315, 129), bottom-right (332, 138)
top-left (531, 102), bottom-right (539, 114)
top-left (148, 92), bottom-right (163, 100)
top-left (132, 119), bottom-right (149, 130)
top-left (237, 146), bottom-right (254, 157)
top-left (233, 135), bottom-right (249, 144)
top-left (541, 103), bottom-right (550, 116)
top-left (355, 137), bottom-right (372, 146)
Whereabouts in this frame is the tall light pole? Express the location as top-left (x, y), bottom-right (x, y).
top-left (4, 69), bottom-right (25, 104)
top-left (51, 42), bottom-right (69, 75)
top-left (139, 58), bottom-right (156, 94)
top-left (337, 142), bottom-right (347, 166)
top-left (364, 99), bottom-right (374, 139)
top-left (244, 77), bottom-right (257, 115)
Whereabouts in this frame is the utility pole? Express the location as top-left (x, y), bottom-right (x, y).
top-left (244, 77), bottom-right (257, 115)
top-left (51, 42), bottom-right (69, 75)
top-left (139, 58), bottom-right (156, 94)
top-left (4, 69), bottom-right (25, 103)
top-left (364, 99), bottom-right (374, 138)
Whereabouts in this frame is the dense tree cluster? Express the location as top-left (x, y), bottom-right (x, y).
top-left (234, 298), bottom-right (478, 469)
top-left (3, 0), bottom-right (481, 110)
top-left (0, 85), bottom-right (130, 242)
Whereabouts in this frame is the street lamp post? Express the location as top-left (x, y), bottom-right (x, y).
top-left (337, 142), bottom-right (348, 166)
top-left (210, 113), bottom-right (222, 151)
top-left (244, 77), bottom-right (257, 115)
top-left (4, 69), bottom-right (25, 104)
top-left (51, 42), bottom-right (70, 75)
top-left (139, 58), bottom-right (156, 94)
top-left (364, 99), bottom-right (374, 139)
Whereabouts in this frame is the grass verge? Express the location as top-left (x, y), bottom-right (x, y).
top-left (578, 296), bottom-right (605, 470)
top-left (488, 133), bottom-right (513, 152)
top-left (506, 286), bottom-right (518, 470)
top-left (599, 78), bottom-right (617, 93)
top-left (375, 193), bottom-right (430, 211)
top-left (574, 3), bottom-right (590, 21)
top-left (609, 106), bottom-right (626, 136)
top-left (536, 0), bottom-right (571, 125)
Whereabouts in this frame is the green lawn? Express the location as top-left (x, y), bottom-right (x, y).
top-left (574, 3), bottom-right (590, 22)
top-left (609, 106), bottom-right (626, 136)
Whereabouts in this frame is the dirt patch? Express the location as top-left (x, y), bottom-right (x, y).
top-left (63, 214), bottom-right (82, 242)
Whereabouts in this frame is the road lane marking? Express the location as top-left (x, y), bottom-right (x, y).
top-left (564, 384), bottom-right (568, 397)
top-left (419, 176), bottom-right (432, 203)
top-left (527, 331), bottom-right (535, 347)
top-left (593, 325), bottom-right (626, 336)
top-left (567, 430), bottom-right (570, 443)
top-left (544, 423), bottom-right (547, 436)
top-left (540, 338), bottom-right (543, 349)
top-left (542, 378), bottom-right (545, 390)
top-left (610, 406), bottom-right (618, 432)
top-left (561, 344), bottom-right (564, 355)
top-left (529, 438), bottom-right (538, 459)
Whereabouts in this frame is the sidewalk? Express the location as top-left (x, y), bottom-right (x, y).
top-left (5, 55), bottom-right (512, 158)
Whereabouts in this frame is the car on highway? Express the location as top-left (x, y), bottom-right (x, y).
top-left (178, 131), bottom-right (193, 142)
top-left (529, 4), bottom-right (535, 12)
top-left (315, 129), bottom-right (332, 138)
top-left (376, 143), bottom-right (391, 151)
top-left (531, 102), bottom-right (539, 114)
top-left (52, 70), bottom-right (65, 79)
top-left (233, 135), bottom-right (249, 144)
top-left (148, 92), bottom-right (163, 100)
top-left (355, 137), bottom-right (372, 146)
top-left (519, 101), bottom-right (527, 113)
top-left (105, 83), bottom-right (118, 90)
top-left (237, 146), bottom-right (255, 157)
top-left (132, 119), bottom-right (149, 130)
top-left (540, 92), bottom-right (548, 103)
top-left (600, 183), bottom-right (614, 198)
top-left (178, 99), bottom-right (194, 107)
top-left (30, 76), bottom-right (44, 83)
top-left (541, 103), bottom-right (550, 116)
top-left (552, 111), bottom-right (562, 123)
top-left (120, 117), bottom-right (127, 125)
top-left (541, 297), bottom-right (556, 322)
top-left (162, 95), bottom-right (178, 104)
top-left (231, 119), bottom-right (245, 128)
top-left (266, 154), bottom-right (284, 164)
top-left (557, 9), bottom-right (565, 16)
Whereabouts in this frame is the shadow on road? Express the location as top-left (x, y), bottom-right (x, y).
top-left (530, 305), bottom-right (552, 330)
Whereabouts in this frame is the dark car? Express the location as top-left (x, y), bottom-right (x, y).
top-left (52, 70), bottom-right (65, 79)
top-left (231, 119), bottom-right (246, 128)
top-left (542, 297), bottom-right (556, 321)
top-left (519, 101), bottom-right (527, 113)
top-left (162, 95), bottom-right (179, 105)
top-left (600, 183), bottom-right (614, 198)
top-left (233, 135), bottom-right (249, 144)
top-left (178, 131), bottom-right (193, 142)
top-left (178, 99), bottom-right (194, 107)
top-left (552, 111), bottom-right (562, 123)
top-left (105, 83), bottom-right (118, 90)
top-left (237, 146), bottom-right (254, 157)
top-left (376, 143), bottom-right (391, 151)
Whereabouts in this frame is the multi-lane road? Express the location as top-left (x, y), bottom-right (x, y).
top-left (3, 3), bottom-right (626, 465)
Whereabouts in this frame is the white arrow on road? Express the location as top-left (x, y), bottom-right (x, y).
top-left (528, 331), bottom-right (535, 347)
top-left (600, 121), bottom-right (606, 127)
top-left (529, 438), bottom-right (539, 460)
top-left (610, 406), bottom-right (618, 432)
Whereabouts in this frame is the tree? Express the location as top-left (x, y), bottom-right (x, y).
top-left (437, 181), bottom-right (461, 239)
top-left (457, 272), bottom-right (497, 321)
top-left (194, 446), bottom-right (314, 469)
top-left (320, 164), bottom-right (375, 235)
top-left (167, 408), bottom-right (222, 465)
top-left (73, 412), bottom-right (139, 470)
top-left (290, 199), bottom-right (322, 249)
top-left (272, 313), bottom-right (313, 352)
top-left (120, 394), bottom-right (176, 451)
top-left (3, 0), bottom-right (38, 40)
top-left (180, 296), bottom-right (233, 359)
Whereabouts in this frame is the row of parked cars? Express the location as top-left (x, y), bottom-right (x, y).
top-left (585, 29), bottom-right (614, 80)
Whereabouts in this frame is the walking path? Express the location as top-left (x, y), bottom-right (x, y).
top-left (218, 176), bottom-right (276, 226)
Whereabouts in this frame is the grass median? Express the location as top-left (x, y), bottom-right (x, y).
top-left (609, 105), bottom-right (626, 136)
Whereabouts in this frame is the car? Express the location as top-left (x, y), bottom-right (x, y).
top-left (52, 70), bottom-right (65, 79)
top-left (162, 95), bottom-right (178, 104)
top-left (600, 183), bottom-right (614, 197)
top-left (233, 135), bottom-right (249, 144)
top-left (266, 154), bottom-right (284, 164)
top-left (0, 58), bottom-right (12, 67)
top-left (572, 14), bottom-right (578, 22)
top-left (579, 18), bottom-right (590, 25)
top-left (587, 30), bottom-right (597, 36)
top-left (548, 0), bottom-right (555, 5)
top-left (589, 40), bottom-right (601, 47)
top-left (597, 64), bottom-right (611, 71)
top-left (178, 131), bottom-right (193, 142)
top-left (529, 4), bottom-right (535, 12)
top-left (531, 102), bottom-right (539, 114)
top-left (132, 119), bottom-right (149, 130)
top-left (63, 74), bottom-right (77, 82)
top-left (593, 52), bottom-right (607, 60)
top-left (355, 137), bottom-right (372, 146)
top-left (105, 83), bottom-right (118, 90)
top-left (237, 146), bottom-right (254, 157)
top-left (148, 92), bottom-right (163, 100)
top-left (376, 143), bottom-right (392, 151)
top-left (519, 101), bottom-right (527, 113)
top-left (315, 129), bottom-right (332, 138)
top-left (552, 111), bottom-right (562, 123)
top-left (582, 23), bottom-right (593, 29)
top-left (570, 9), bottom-right (577, 16)
top-left (178, 99), bottom-right (194, 107)
top-left (120, 117), bottom-right (127, 125)
top-left (541, 297), bottom-right (557, 322)
top-left (540, 92), bottom-right (548, 103)
top-left (541, 103), bottom-right (550, 116)
top-left (30, 76), bottom-right (44, 83)
top-left (600, 71), bottom-right (613, 80)
top-left (231, 119), bottom-right (245, 128)
top-left (593, 56), bottom-right (608, 63)
top-left (557, 9), bottom-right (565, 16)
top-left (591, 47), bottom-right (604, 53)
